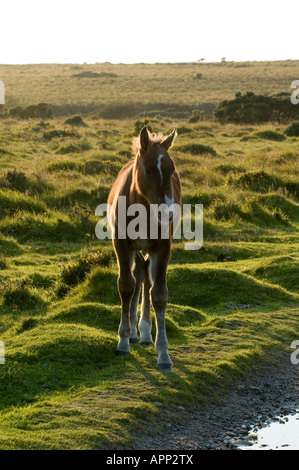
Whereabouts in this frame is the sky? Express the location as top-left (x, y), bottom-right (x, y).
top-left (0, 0), bottom-right (298, 64)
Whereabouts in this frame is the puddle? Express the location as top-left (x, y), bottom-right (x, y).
top-left (239, 413), bottom-right (299, 450)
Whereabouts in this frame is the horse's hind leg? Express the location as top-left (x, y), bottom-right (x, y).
top-left (139, 256), bottom-right (153, 345)
top-left (129, 253), bottom-right (145, 345)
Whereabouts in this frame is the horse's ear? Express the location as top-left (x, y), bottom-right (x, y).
top-left (161, 128), bottom-right (178, 150)
top-left (140, 126), bottom-right (150, 152)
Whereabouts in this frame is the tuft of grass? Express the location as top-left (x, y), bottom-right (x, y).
top-left (47, 160), bottom-right (84, 172)
top-left (177, 143), bottom-right (217, 156)
top-left (55, 249), bottom-right (113, 297)
top-left (2, 281), bottom-right (45, 311)
top-left (255, 130), bottom-right (286, 141)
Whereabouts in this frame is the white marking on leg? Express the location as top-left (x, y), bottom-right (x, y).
top-left (139, 318), bottom-right (153, 344)
top-left (157, 154), bottom-right (164, 185)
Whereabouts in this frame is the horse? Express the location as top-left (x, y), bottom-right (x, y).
top-left (107, 126), bottom-right (181, 372)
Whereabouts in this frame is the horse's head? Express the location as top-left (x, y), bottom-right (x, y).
top-left (133, 127), bottom-right (178, 223)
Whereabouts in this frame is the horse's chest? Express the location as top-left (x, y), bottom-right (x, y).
top-left (131, 239), bottom-right (150, 252)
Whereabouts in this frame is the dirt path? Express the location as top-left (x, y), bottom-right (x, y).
top-left (131, 352), bottom-right (299, 450)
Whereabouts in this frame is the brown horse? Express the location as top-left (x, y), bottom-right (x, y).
top-left (107, 126), bottom-right (181, 372)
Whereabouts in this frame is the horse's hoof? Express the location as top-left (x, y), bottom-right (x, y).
top-left (115, 350), bottom-right (130, 356)
top-left (158, 363), bottom-right (173, 374)
top-left (140, 341), bottom-right (154, 346)
top-left (129, 337), bottom-right (138, 345)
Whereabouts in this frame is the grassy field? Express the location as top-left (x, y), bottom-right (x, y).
top-left (0, 61), bottom-right (298, 449)
top-left (1, 60), bottom-right (298, 117)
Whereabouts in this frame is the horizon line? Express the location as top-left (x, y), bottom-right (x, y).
top-left (0, 58), bottom-right (299, 67)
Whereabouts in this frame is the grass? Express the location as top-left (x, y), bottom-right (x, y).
top-left (0, 60), bottom-right (298, 117)
top-left (0, 62), bottom-right (298, 449)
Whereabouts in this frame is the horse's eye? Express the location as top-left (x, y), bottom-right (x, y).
top-left (145, 169), bottom-right (151, 175)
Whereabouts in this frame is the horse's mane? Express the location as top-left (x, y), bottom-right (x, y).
top-left (132, 132), bottom-right (165, 156)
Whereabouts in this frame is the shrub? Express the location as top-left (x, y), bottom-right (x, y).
top-left (56, 249), bottom-right (113, 297)
top-left (0, 169), bottom-right (48, 194)
top-left (73, 71), bottom-right (118, 79)
top-left (64, 115), bottom-right (87, 127)
top-left (2, 169), bottom-right (28, 192)
top-left (47, 160), bottom-right (84, 172)
top-left (255, 130), bottom-right (286, 141)
top-left (9, 103), bottom-right (53, 120)
top-left (284, 122), bottom-right (299, 137)
top-left (214, 92), bottom-right (299, 124)
top-left (178, 143), bottom-right (217, 156)
top-left (216, 164), bottom-right (245, 175)
top-left (3, 283), bottom-right (43, 310)
top-left (56, 143), bottom-right (81, 154)
top-left (43, 129), bottom-right (77, 141)
top-left (17, 318), bottom-right (39, 333)
top-left (0, 256), bottom-right (7, 269)
top-left (233, 171), bottom-right (281, 193)
top-left (56, 138), bottom-right (91, 154)
top-left (213, 202), bottom-right (242, 221)
top-left (84, 159), bottom-right (121, 176)
top-left (188, 110), bottom-right (206, 123)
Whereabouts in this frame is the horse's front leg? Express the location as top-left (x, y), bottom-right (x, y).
top-left (115, 246), bottom-right (136, 355)
top-left (149, 247), bottom-right (172, 373)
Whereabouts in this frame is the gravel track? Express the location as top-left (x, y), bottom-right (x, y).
top-left (131, 352), bottom-right (299, 450)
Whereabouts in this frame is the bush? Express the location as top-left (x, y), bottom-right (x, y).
top-left (3, 283), bottom-right (43, 310)
top-left (233, 171), bottom-right (281, 193)
top-left (0, 169), bottom-right (48, 194)
top-left (9, 103), bottom-right (53, 120)
top-left (255, 130), bottom-right (286, 141)
top-left (84, 159), bottom-right (121, 176)
top-left (47, 160), bottom-right (84, 172)
top-left (178, 143), bottom-right (217, 156)
top-left (64, 115), bottom-right (87, 127)
top-left (56, 144), bottom-right (81, 154)
top-left (17, 318), bottom-right (39, 333)
top-left (284, 122), bottom-right (299, 137)
top-left (43, 129), bottom-right (77, 141)
top-left (56, 250), bottom-right (113, 297)
top-left (2, 169), bottom-right (28, 192)
top-left (214, 92), bottom-right (299, 124)
top-left (56, 138), bottom-right (91, 154)
top-left (73, 71), bottom-right (118, 79)
top-left (188, 110), bottom-right (206, 123)
top-left (0, 256), bottom-right (7, 269)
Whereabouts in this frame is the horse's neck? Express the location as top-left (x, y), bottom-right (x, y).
top-left (129, 160), bottom-right (148, 207)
